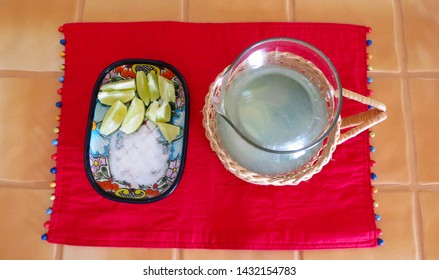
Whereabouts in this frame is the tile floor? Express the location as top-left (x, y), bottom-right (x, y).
top-left (0, 0), bottom-right (438, 260)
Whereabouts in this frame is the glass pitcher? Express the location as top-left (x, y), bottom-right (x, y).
top-left (211, 38), bottom-right (342, 175)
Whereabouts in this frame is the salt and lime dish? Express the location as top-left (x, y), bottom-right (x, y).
top-left (85, 60), bottom-right (189, 204)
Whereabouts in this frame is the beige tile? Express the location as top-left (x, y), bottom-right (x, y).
top-left (62, 246), bottom-right (175, 260)
top-left (0, 77), bottom-right (60, 184)
top-left (374, 191), bottom-right (416, 259)
top-left (188, 0), bottom-right (288, 22)
top-left (181, 249), bottom-right (295, 260)
top-left (368, 78), bottom-right (410, 185)
top-left (419, 191), bottom-right (439, 259)
top-left (83, 0), bottom-right (183, 22)
top-left (409, 79), bottom-right (439, 184)
top-left (295, 0), bottom-right (400, 72)
top-left (401, 0), bottom-right (439, 72)
top-left (0, 187), bottom-right (56, 259)
top-left (303, 191), bottom-right (417, 259)
top-left (0, 0), bottom-right (76, 71)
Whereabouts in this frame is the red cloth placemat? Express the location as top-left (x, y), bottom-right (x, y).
top-left (47, 21), bottom-right (378, 249)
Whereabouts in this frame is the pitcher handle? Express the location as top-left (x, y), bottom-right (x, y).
top-left (337, 88), bottom-right (387, 145)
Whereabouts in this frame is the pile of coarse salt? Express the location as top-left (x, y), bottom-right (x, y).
top-left (109, 125), bottom-right (170, 186)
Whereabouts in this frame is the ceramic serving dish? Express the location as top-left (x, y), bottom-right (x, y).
top-left (85, 59), bottom-right (189, 203)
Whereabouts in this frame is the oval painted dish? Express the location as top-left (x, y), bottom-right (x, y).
top-left (85, 60), bottom-right (189, 203)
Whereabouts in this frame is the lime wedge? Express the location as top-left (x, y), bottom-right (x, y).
top-left (97, 89), bottom-right (135, 106)
top-left (100, 100), bottom-right (127, 136)
top-left (147, 73), bottom-right (160, 101)
top-left (145, 101), bottom-right (160, 122)
top-left (158, 75), bottom-right (176, 103)
top-left (100, 79), bottom-right (136, 92)
top-left (157, 122), bottom-right (180, 142)
top-left (136, 71), bottom-right (150, 105)
top-left (120, 97), bottom-right (145, 134)
top-left (155, 102), bottom-right (171, 123)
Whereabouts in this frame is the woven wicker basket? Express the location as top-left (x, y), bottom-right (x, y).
top-left (202, 67), bottom-right (387, 186)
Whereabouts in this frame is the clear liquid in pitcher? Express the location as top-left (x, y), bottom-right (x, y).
top-left (224, 64), bottom-right (328, 151)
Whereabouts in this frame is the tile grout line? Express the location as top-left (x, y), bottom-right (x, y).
top-left (375, 183), bottom-right (439, 190)
top-left (75, 0), bottom-right (85, 22)
top-left (54, 0), bottom-right (85, 261)
top-left (286, 0), bottom-right (295, 22)
top-left (393, 0), bottom-right (424, 260)
top-left (0, 181), bottom-right (55, 189)
top-left (369, 71), bottom-right (439, 78)
top-left (172, 248), bottom-right (182, 260)
top-left (295, 250), bottom-right (303, 260)
top-left (182, 0), bottom-right (189, 22)
top-left (54, 244), bottom-right (64, 260)
top-left (377, 185), bottom-right (439, 193)
top-left (0, 70), bottom-right (61, 78)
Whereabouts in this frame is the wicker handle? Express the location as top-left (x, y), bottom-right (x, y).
top-left (337, 88), bottom-right (387, 144)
